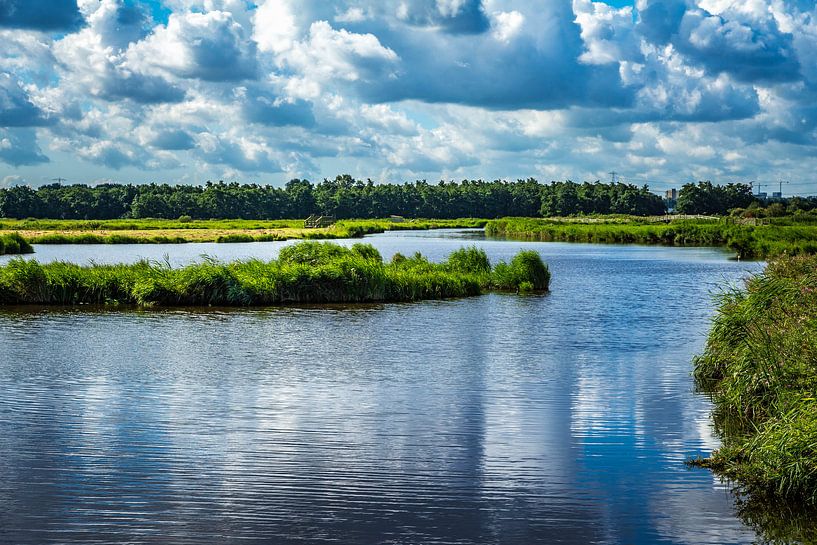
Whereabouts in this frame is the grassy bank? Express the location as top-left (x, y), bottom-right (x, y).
top-left (0, 218), bottom-right (486, 245)
top-left (485, 217), bottom-right (817, 259)
top-left (0, 233), bottom-right (34, 255)
top-left (692, 255), bottom-right (817, 505)
top-left (0, 241), bottom-right (548, 307)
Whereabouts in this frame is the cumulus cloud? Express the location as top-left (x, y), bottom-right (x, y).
top-left (240, 87), bottom-right (317, 128)
top-left (637, 0), bottom-right (802, 83)
top-left (0, 128), bottom-right (48, 166)
top-left (396, 0), bottom-right (491, 34)
top-left (0, 73), bottom-right (51, 126)
top-left (127, 9), bottom-right (258, 82)
top-left (0, 0), bottom-right (84, 31)
top-left (197, 131), bottom-right (284, 172)
top-left (0, 0), bottom-right (816, 186)
top-left (149, 129), bottom-right (196, 151)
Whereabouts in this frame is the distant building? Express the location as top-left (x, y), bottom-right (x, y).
top-left (664, 188), bottom-right (677, 200)
top-left (772, 192), bottom-right (782, 199)
top-left (757, 192), bottom-right (768, 199)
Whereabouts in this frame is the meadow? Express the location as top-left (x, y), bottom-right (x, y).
top-left (0, 242), bottom-right (548, 307)
top-left (691, 254), bottom-right (817, 505)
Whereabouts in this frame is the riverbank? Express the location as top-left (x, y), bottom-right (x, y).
top-left (692, 255), bottom-right (817, 505)
top-left (0, 218), bottom-right (487, 245)
top-left (485, 217), bottom-right (817, 259)
top-left (0, 242), bottom-right (548, 307)
top-left (0, 233), bottom-right (33, 255)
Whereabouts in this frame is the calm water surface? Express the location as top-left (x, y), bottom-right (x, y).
top-left (0, 231), bottom-right (767, 544)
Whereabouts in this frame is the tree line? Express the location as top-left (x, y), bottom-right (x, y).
top-left (0, 176), bottom-right (666, 219)
top-left (1, 176), bottom-right (811, 220)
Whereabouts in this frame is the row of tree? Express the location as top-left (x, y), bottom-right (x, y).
top-left (2, 177), bottom-right (808, 220)
top-left (0, 176), bottom-right (668, 219)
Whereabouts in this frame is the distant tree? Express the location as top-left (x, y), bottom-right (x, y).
top-left (677, 181), bottom-right (755, 215)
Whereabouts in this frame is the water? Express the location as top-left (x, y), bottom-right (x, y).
top-left (0, 231), bottom-right (769, 544)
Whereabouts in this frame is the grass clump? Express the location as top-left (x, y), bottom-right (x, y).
top-left (0, 233), bottom-right (34, 255)
top-left (492, 251), bottom-right (551, 292)
top-left (0, 242), bottom-right (549, 307)
top-left (693, 254), bottom-right (817, 505)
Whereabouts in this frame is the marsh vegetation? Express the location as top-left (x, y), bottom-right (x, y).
top-left (485, 216), bottom-right (817, 259)
top-left (0, 218), bottom-right (487, 245)
top-left (0, 233), bottom-right (33, 255)
top-left (0, 242), bottom-right (548, 307)
top-left (692, 255), bottom-right (817, 506)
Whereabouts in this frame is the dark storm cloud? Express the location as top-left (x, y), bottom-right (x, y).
top-left (0, 0), bottom-right (84, 31)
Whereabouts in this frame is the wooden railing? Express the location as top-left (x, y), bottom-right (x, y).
top-left (304, 215), bottom-right (336, 228)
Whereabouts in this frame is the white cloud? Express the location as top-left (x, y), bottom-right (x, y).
top-left (127, 9), bottom-right (257, 81)
top-left (491, 10), bottom-right (524, 43)
top-left (0, 0), bottom-right (816, 187)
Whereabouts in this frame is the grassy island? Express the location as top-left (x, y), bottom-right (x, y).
top-left (692, 255), bottom-right (817, 505)
top-left (0, 233), bottom-right (33, 256)
top-left (0, 242), bottom-right (549, 307)
top-left (0, 218), bottom-right (486, 246)
top-left (486, 217), bottom-right (817, 259)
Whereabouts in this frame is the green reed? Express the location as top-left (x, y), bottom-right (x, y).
top-left (692, 255), bottom-right (817, 505)
top-left (0, 242), bottom-right (549, 307)
top-left (486, 217), bottom-right (817, 259)
top-left (0, 233), bottom-right (34, 255)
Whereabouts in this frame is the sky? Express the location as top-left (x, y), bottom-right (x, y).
top-left (1, 0), bottom-right (816, 195)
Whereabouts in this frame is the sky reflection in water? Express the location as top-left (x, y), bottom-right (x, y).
top-left (0, 232), bottom-right (766, 544)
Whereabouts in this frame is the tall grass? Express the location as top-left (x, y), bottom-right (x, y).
top-left (1, 218), bottom-right (487, 245)
top-left (0, 233), bottom-right (34, 255)
top-left (0, 242), bottom-right (549, 307)
top-left (486, 217), bottom-right (817, 259)
top-left (692, 255), bottom-right (817, 505)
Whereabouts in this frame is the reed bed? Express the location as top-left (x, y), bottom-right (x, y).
top-left (486, 217), bottom-right (817, 259)
top-left (692, 255), bottom-right (817, 504)
top-left (0, 242), bottom-right (548, 307)
top-left (0, 233), bottom-right (33, 255)
top-left (1, 218), bottom-right (486, 245)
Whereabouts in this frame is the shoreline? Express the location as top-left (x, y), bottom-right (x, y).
top-left (692, 254), bottom-right (817, 509)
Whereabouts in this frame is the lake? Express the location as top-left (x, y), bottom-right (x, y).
top-left (0, 230), bottom-right (769, 544)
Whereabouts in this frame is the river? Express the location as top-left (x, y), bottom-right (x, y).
top-left (0, 230), bottom-right (768, 544)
